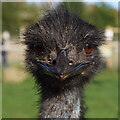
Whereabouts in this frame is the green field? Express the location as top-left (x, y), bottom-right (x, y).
top-left (2, 68), bottom-right (118, 118)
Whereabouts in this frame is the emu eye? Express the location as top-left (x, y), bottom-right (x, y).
top-left (84, 44), bottom-right (94, 54)
top-left (34, 45), bottom-right (45, 53)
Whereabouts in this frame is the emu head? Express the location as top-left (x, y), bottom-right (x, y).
top-left (24, 9), bottom-right (104, 90)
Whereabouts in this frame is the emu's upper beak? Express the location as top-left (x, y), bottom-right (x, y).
top-left (38, 61), bottom-right (89, 80)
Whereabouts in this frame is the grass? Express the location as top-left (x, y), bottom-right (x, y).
top-left (2, 75), bottom-right (39, 118)
top-left (2, 68), bottom-right (118, 118)
top-left (85, 69), bottom-right (118, 118)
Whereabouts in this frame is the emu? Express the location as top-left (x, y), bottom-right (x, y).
top-left (23, 6), bottom-right (104, 118)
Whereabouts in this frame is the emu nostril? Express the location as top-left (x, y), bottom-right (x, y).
top-left (48, 58), bottom-right (52, 64)
top-left (69, 61), bottom-right (74, 66)
top-left (52, 59), bottom-right (56, 65)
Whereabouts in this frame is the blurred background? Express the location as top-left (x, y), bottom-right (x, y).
top-left (1, 1), bottom-right (119, 118)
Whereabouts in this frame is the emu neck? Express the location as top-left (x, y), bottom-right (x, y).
top-left (39, 87), bottom-right (83, 118)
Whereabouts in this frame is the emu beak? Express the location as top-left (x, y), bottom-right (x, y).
top-left (59, 62), bottom-right (89, 79)
top-left (38, 62), bottom-right (89, 80)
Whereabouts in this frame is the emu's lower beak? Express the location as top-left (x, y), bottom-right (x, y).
top-left (38, 62), bottom-right (89, 80)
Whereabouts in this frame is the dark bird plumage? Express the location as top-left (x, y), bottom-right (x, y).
top-left (23, 6), bottom-right (104, 118)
